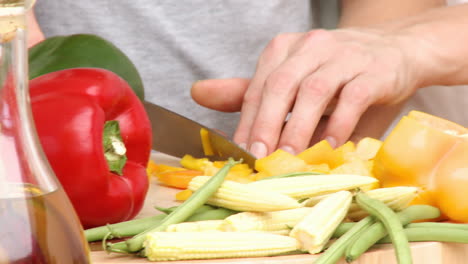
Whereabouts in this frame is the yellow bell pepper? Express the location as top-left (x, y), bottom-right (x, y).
top-left (180, 154), bottom-right (212, 171)
top-left (373, 111), bottom-right (468, 222)
top-left (355, 137), bottom-right (383, 160)
top-left (175, 189), bottom-right (193, 201)
top-left (200, 128), bottom-right (215, 156)
top-left (297, 140), bottom-right (334, 165)
top-left (156, 170), bottom-right (204, 189)
top-left (255, 149), bottom-right (308, 176)
top-left (327, 141), bottom-right (356, 169)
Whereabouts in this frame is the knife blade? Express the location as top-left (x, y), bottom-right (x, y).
top-left (143, 101), bottom-right (256, 168)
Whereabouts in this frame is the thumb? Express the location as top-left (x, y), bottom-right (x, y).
top-left (191, 78), bottom-right (250, 112)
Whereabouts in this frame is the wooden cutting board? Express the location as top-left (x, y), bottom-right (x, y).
top-left (90, 153), bottom-right (468, 264)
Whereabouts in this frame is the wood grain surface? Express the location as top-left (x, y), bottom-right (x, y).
top-left (90, 153), bottom-right (468, 264)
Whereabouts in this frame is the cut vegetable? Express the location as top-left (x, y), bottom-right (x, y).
top-left (355, 137), bottom-right (383, 160)
top-left (347, 186), bottom-right (419, 220)
top-left (188, 176), bottom-right (301, 212)
top-left (297, 140), bottom-right (334, 165)
top-left (166, 220), bottom-right (225, 232)
top-left (248, 174), bottom-right (378, 199)
top-left (144, 232), bottom-right (299, 261)
top-left (290, 191), bottom-right (352, 254)
top-left (156, 170), bottom-right (203, 189)
top-left (255, 149), bottom-right (308, 176)
top-left (222, 207), bottom-right (314, 235)
top-left (175, 189), bottom-right (193, 201)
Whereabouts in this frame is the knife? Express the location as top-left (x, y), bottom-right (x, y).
top-left (143, 101), bottom-right (256, 168)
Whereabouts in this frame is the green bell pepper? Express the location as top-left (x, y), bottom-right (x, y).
top-left (28, 34), bottom-right (145, 100)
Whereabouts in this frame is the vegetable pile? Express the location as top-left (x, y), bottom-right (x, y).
top-left (86, 160), bottom-right (468, 263)
top-left (83, 111), bottom-right (468, 263)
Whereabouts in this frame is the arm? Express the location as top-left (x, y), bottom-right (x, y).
top-left (192, 3), bottom-right (467, 158)
top-left (339, 0), bottom-right (444, 27)
top-left (27, 9), bottom-right (45, 47)
top-left (387, 4), bottom-right (468, 88)
top-left (337, 0), bottom-right (445, 142)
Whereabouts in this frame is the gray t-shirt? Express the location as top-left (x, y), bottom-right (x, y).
top-left (35, 1), bottom-right (319, 137)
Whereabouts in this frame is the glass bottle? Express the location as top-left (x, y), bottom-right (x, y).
top-left (0, 1), bottom-right (91, 263)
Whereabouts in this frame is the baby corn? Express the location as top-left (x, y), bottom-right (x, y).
top-left (166, 220), bottom-right (225, 232)
top-left (188, 176), bottom-right (301, 212)
top-left (222, 207), bottom-right (314, 235)
top-left (144, 232), bottom-right (299, 261)
top-left (347, 186), bottom-right (419, 220)
top-left (249, 174), bottom-right (378, 199)
top-left (290, 190), bottom-right (352, 254)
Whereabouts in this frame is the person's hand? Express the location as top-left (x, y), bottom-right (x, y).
top-left (192, 28), bottom-right (420, 158)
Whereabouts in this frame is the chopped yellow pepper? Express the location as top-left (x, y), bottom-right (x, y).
top-left (330, 159), bottom-right (373, 177)
top-left (355, 137), bottom-right (383, 160)
top-left (180, 154), bottom-right (211, 171)
top-left (255, 149), bottom-right (308, 177)
top-left (297, 140), bottom-right (334, 165)
top-left (200, 128), bottom-right (214, 156)
top-left (327, 141), bottom-right (356, 169)
top-left (156, 170), bottom-right (203, 189)
top-left (175, 189), bottom-right (193, 201)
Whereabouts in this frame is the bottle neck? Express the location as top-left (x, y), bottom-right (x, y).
top-left (0, 1), bottom-right (58, 197)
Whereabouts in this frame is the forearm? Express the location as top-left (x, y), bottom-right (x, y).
top-left (27, 9), bottom-right (45, 47)
top-left (336, 0), bottom-right (446, 141)
top-left (339, 0), bottom-right (444, 28)
top-left (387, 4), bottom-right (468, 88)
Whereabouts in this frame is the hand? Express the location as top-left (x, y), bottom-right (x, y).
top-left (193, 28), bottom-right (419, 158)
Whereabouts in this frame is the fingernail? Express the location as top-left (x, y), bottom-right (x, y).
top-left (280, 145), bottom-right (295, 155)
top-left (325, 136), bottom-right (337, 149)
top-left (250, 141), bottom-right (267, 158)
top-left (238, 143), bottom-right (247, 149)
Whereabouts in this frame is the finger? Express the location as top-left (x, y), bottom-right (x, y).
top-left (276, 46), bottom-right (370, 154)
top-left (244, 31), bottom-right (342, 157)
top-left (191, 78), bottom-right (250, 112)
top-left (245, 52), bottom-right (332, 157)
top-left (233, 33), bottom-right (302, 150)
top-left (320, 75), bottom-right (377, 147)
top-left (275, 78), bottom-right (338, 153)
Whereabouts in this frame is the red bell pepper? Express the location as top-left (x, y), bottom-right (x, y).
top-left (29, 68), bottom-right (152, 228)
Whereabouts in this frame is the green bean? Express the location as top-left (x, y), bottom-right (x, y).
top-left (355, 192), bottom-right (413, 264)
top-left (313, 216), bottom-right (375, 264)
top-left (345, 205), bottom-right (440, 262)
top-left (186, 207), bottom-right (237, 221)
top-left (155, 204), bottom-right (236, 221)
top-left (332, 206), bottom-right (441, 239)
top-left (86, 204), bottom-right (230, 242)
top-left (406, 222), bottom-right (468, 230)
top-left (332, 222), bottom-right (355, 238)
top-left (379, 227), bottom-right (468, 244)
top-left (154, 204), bottom-right (213, 215)
top-left (107, 158), bottom-right (240, 253)
top-left (258, 171), bottom-right (322, 181)
top-left (85, 214), bottom-right (166, 242)
top-left (153, 205), bottom-right (178, 214)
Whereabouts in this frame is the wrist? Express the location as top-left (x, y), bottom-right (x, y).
top-left (393, 32), bottom-right (429, 91)
top-left (381, 5), bottom-right (468, 89)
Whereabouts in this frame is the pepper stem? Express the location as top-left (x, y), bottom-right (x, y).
top-left (103, 120), bottom-right (127, 175)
